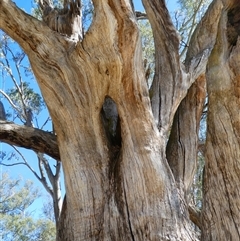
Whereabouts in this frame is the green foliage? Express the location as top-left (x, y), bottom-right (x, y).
top-left (138, 20), bottom-right (154, 87)
top-left (174, 0), bottom-right (211, 57)
top-left (7, 82), bottom-right (44, 116)
top-left (0, 173), bottom-right (56, 241)
top-left (0, 215), bottom-right (56, 241)
top-left (0, 174), bottom-right (39, 215)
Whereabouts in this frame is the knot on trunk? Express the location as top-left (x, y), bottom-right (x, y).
top-left (39, 0), bottom-right (82, 40)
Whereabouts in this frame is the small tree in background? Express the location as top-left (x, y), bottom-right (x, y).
top-left (0, 172), bottom-right (56, 241)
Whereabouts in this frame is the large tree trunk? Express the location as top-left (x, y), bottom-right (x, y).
top-left (0, 1), bottom-right (195, 240)
top-left (201, 1), bottom-right (240, 240)
top-left (1, 0), bottom-right (240, 240)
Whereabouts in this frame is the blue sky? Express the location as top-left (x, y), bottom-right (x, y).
top-left (2, 0), bottom-right (179, 218)
top-left (13, 0), bottom-right (178, 15)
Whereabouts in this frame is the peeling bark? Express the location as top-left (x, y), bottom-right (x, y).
top-left (143, 0), bottom-right (219, 138)
top-left (39, 0), bottom-right (82, 40)
top-left (164, 0), bottom-right (223, 201)
top-left (185, 0), bottom-right (223, 68)
top-left (142, 0), bottom-right (183, 136)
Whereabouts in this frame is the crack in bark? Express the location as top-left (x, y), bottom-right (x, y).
top-left (123, 183), bottom-right (135, 241)
top-left (177, 113), bottom-right (186, 186)
top-left (221, 171), bottom-right (240, 238)
top-left (217, 117), bottom-right (240, 238)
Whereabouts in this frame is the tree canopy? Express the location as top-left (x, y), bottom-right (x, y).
top-left (0, 172), bottom-right (56, 241)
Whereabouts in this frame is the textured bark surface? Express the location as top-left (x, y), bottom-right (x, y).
top-left (0, 1), bottom-right (195, 240)
top-left (152, 0), bottom-right (220, 199)
top-left (1, 0), bottom-right (240, 240)
top-left (201, 1), bottom-right (240, 240)
top-left (166, 75), bottom-right (206, 196)
top-left (143, 0), bottom-right (221, 137)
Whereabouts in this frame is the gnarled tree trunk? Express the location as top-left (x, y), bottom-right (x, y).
top-left (1, 0), bottom-right (240, 240)
top-left (0, 1), bottom-right (194, 240)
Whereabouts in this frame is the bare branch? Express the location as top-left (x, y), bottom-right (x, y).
top-left (0, 101), bottom-right (6, 120)
top-left (55, 160), bottom-right (61, 179)
top-left (0, 0), bottom-right (61, 57)
top-left (10, 145), bottom-right (44, 184)
top-left (0, 162), bottom-right (26, 167)
top-left (143, 0), bottom-right (183, 135)
top-left (0, 89), bottom-right (21, 113)
top-left (180, 0), bottom-right (205, 58)
top-left (40, 117), bottom-right (50, 130)
top-left (37, 154), bottom-right (54, 197)
top-left (135, 11), bottom-right (147, 20)
top-left (37, 153), bottom-right (55, 186)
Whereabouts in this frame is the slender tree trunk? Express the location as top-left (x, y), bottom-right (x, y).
top-left (201, 1), bottom-right (240, 240)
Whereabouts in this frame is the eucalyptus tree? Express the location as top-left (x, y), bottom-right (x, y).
top-left (0, 172), bottom-right (56, 241)
top-left (0, 32), bottom-right (62, 225)
top-left (0, 0), bottom-right (240, 240)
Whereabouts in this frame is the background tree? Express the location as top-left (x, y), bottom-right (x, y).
top-left (174, 0), bottom-right (212, 57)
top-left (0, 172), bottom-right (56, 241)
top-left (0, 0), bottom-right (240, 240)
top-left (0, 31), bottom-right (62, 225)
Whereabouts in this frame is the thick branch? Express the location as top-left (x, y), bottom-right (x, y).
top-left (0, 121), bottom-right (59, 160)
top-left (185, 0), bottom-right (223, 69)
top-left (164, 0), bottom-right (227, 204)
top-left (0, 0), bottom-right (69, 60)
top-left (143, 0), bottom-right (183, 135)
top-left (166, 75), bottom-right (206, 195)
top-left (201, 2), bottom-right (240, 239)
